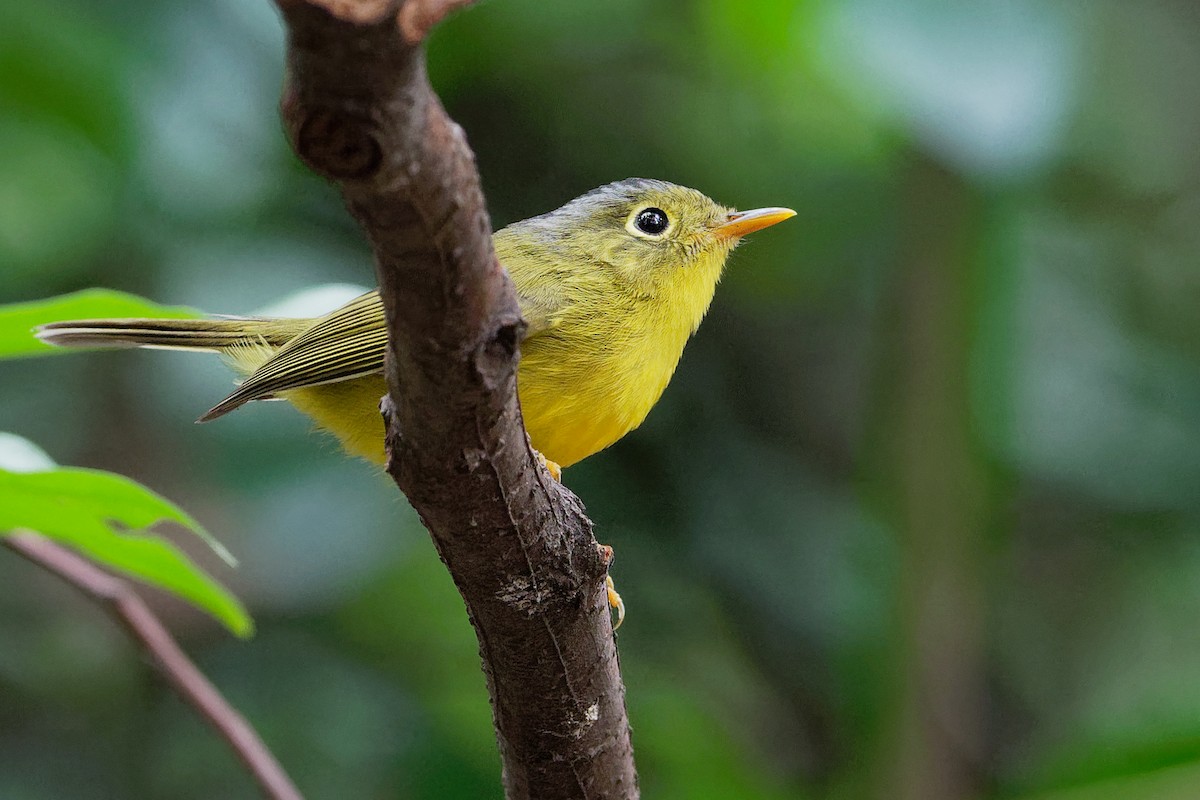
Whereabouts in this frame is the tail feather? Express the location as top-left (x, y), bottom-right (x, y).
top-left (36, 318), bottom-right (300, 351)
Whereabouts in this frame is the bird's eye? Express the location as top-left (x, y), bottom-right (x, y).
top-left (634, 207), bottom-right (669, 236)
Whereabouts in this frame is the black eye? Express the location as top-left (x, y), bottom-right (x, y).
top-left (634, 207), bottom-right (669, 235)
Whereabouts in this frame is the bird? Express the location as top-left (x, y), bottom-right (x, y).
top-left (38, 178), bottom-right (795, 624)
top-left (39, 178), bottom-right (794, 475)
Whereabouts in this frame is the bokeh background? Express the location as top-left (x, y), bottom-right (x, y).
top-left (3, 0), bottom-right (1200, 798)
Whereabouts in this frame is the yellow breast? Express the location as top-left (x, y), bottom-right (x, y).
top-left (517, 322), bottom-right (686, 468)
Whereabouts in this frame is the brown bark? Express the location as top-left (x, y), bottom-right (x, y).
top-left (273, 2), bottom-right (638, 798)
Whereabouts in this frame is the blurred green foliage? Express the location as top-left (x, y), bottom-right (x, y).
top-left (0, 426), bottom-right (250, 637)
top-left (2, 0), bottom-right (1199, 798)
top-left (0, 290), bottom-right (200, 358)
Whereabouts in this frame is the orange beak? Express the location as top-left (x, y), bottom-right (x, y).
top-left (714, 207), bottom-right (797, 239)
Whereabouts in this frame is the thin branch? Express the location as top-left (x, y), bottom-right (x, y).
top-left (274, 1), bottom-right (638, 798)
top-left (3, 531), bottom-right (303, 800)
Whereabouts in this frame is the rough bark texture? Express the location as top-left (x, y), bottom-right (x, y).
top-left (273, 2), bottom-right (638, 798)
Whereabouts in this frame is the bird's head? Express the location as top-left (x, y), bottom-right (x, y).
top-left (507, 178), bottom-right (795, 299)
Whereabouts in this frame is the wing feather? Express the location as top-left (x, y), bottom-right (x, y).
top-left (200, 277), bottom-right (565, 422)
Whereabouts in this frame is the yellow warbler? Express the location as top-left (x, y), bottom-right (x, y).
top-left (39, 179), bottom-right (794, 477)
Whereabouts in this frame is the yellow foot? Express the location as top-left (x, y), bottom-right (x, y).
top-left (597, 544), bottom-right (625, 629)
top-left (535, 451), bottom-right (562, 482)
top-left (606, 575), bottom-right (625, 630)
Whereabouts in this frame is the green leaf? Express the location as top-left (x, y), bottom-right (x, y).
top-left (0, 289), bottom-right (201, 359)
top-left (0, 446), bottom-right (251, 637)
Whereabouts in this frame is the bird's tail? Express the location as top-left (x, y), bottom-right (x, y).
top-left (36, 317), bottom-right (302, 352)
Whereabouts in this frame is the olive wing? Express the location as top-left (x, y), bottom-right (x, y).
top-left (199, 287), bottom-right (561, 421)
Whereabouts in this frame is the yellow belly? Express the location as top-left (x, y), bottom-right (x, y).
top-left (281, 334), bottom-right (677, 470)
top-left (282, 375), bottom-right (392, 464)
top-left (516, 334), bottom-right (673, 468)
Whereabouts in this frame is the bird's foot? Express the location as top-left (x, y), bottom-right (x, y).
top-left (598, 544), bottom-right (625, 630)
top-left (535, 450), bottom-right (562, 482)
top-left (606, 576), bottom-right (625, 630)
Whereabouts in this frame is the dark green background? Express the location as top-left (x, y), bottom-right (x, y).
top-left (4, 0), bottom-right (1200, 798)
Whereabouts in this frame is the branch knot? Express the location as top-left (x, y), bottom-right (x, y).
top-left (295, 108), bottom-right (383, 179)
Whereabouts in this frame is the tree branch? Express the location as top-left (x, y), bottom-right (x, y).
top-left (273, 2), bottom-right (638, 798)
top-left (3, 531), bottom-right (302, 800)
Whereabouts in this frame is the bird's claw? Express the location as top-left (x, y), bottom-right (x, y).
top-left (606, 575), bottom-right (625, 630)
top-left (535, 451), bottom-right (562, 482)
top-left (597, 544), bottom-right (624, 629)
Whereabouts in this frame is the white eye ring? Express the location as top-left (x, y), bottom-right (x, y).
top-left (628, 207), bottom-right (671, 238)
